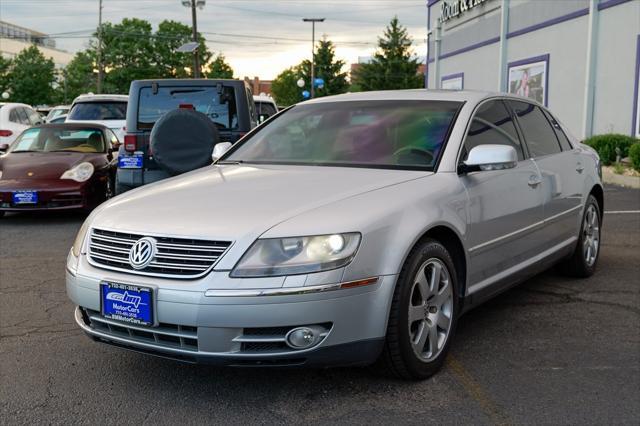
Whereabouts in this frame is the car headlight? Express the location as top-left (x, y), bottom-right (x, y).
top-left (71, 217), bottom-right (92, 257)
top-left (231, 233), bottom-right (361, 278)
top-left (61, 162), bottom-right (94, 182)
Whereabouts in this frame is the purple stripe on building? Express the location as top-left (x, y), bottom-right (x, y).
top-left (598, 0), bottom-right (634, 11)
top-left (632, 34), bottom-right (640, 136)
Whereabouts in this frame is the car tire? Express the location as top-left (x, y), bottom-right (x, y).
top-left (559, 194), bottom-right (601, 278)
top-left (377, 238), bottom-right (459, 380)
top-left (115, 174), bottom-right (132, 196)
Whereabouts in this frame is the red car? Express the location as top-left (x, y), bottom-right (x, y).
top-left (0, 123), bottom-right (119, 217)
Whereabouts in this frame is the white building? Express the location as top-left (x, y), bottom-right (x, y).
top-left (426, 0), bottom-right (640, 139)
top-left (1, 21), bottom-right (74, 69)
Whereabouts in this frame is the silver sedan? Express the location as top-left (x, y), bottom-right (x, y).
top-left (66, 90), bottom-right (603, 379)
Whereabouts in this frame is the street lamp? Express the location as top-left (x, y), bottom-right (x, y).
top-left (302, 18), bottom-right (324, 98)
top-left (181, 0), bottom-right (206, 78)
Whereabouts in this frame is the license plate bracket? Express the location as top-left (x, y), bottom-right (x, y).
top-left (100, 282), bottom-right (154, 326)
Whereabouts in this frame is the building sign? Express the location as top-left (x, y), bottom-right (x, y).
top-left (439, 0), bottom-right (493, 24)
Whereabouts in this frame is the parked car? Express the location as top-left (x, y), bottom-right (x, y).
top-left (66, 94), bottom-right (127, 142)
top-left (0, 102), bottom-right (43, 147)
top-left (0, 123), bottom-right (119, 217)
top-left (254, 94), bottom-right (278, 124)
top-left (67, 90), bottom-right (603, 379)
top-left (115, 79), bottom-right (258, 194)
top-left (49, 114), bottom-right (68, 124)
top-left (45, 105), bottom-right (70, 122)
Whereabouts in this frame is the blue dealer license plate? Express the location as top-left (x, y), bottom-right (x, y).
top-left (12, 190), bottom-right (38, 205)
top-left (118, 153), bottom-right (143, 169)
top-left (101, 282), bottom-right (153, 326)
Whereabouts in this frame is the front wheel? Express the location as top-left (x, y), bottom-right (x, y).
top-left (377, 239), bottom-right (459, 380)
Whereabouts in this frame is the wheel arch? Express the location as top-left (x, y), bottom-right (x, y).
top-left (590, 184), bottom-right (604, 223)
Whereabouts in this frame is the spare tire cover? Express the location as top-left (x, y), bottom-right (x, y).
top-left (150, 108), bottom-right (220, 176)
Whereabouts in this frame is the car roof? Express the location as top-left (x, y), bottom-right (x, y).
top-left (253, 94), bottom-right (276, 103)
top-left (303, 89), bottom-right (540, 106)
top-left (72, 94), bottom-right (128, 103)
top-left (130, 79), bottom-right (247, 88)
top-left (30, 122), bottom-right (110, 130)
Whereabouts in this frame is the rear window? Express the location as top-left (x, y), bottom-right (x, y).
top-left (137, 86), bottom-right (238, 130)
top-left (255, 102), bottom-right (277, 119)
top-left (69, 102), bottom-right (127, 121)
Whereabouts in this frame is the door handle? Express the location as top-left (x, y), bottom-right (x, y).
top-left (576, 163), bottom-right (584, 173)
top-left (528, 175), bottom-right (541, 188)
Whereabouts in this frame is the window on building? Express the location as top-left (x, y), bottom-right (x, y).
top-left (508, 101), bottom-right (562, 158)
top-left (462, 100), bottom-right (525, 161)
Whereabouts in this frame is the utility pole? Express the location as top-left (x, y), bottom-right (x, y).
top-left (190, 0), bottom-right (200, 78)
top-left (303, 18), bottom-right (324, 98)
top-left (96, 0), bottom-right (103, 93)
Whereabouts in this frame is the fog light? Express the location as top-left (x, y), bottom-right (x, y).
top-left (285, 327), bottom-right (319, 349)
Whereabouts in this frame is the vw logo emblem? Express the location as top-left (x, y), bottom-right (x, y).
top-left (129, 237), bottom-right (157, 270)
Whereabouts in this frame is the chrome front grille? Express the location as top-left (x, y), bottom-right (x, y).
top-left (88, 228), bottom-right (231, 278)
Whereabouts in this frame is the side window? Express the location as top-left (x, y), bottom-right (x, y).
top-left (17, 108), bottom-right (31, 125)
top-left (509, 101), bottom-right (562, 157)
top-left (463, 100), bottom-right (525, 161)
top-left (106, 129), bottom-right (120, 147)
top-left (246, 88), bottom-right (257, 126)
top-left (9, 109), bottom-right (19, 123)
top-left (27, 108), bottom-right (42, 125)
top-left (544, 110), bottom-right (573, 151)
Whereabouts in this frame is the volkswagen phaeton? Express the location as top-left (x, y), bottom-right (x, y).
top-left (66, 90), bottom-right (603, 379)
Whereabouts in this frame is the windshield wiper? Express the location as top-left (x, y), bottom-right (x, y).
top-left (216, 160), bottom-right (244, 165)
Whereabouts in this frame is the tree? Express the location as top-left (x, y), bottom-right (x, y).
top-left (271, 67), bottom-right (303, 106)
top-left (205, 54), bottom-right (234, 79)
top-left (57, 51), bottom-right (97, 103)
top-left (154, 20), bottom-right (211, 79)
top-left (7, 45), bottom-right (56, 105)
top-left (352, 17), bottom-right (423, 91)
top-left (0, 56), bottom-right (11, 96)
top-left (298, 38), bottom-right (349, 98)
top-left (99, 18), bottom-right (156, 93)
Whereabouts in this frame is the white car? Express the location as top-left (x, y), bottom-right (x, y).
top-left (0, 103), bottom-right (43, 148)
top-left (45, 105), bottom-right (70, 122)
top-left (66, 94), bottom-right (128, 142)
top-left (253, 94), bottom-right (278, 124)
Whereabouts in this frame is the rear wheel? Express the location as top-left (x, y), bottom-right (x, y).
top-left (559, 194), bottom-right (601, 277)
top-left (378, 239), bottom-right (458, 380)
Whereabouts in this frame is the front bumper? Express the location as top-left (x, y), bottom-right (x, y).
top-left (67, 270), bottom-right (397, 367)
top-left (0, 179), bottom-right (93, 211)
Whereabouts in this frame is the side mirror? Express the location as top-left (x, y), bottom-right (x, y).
top-left (458, 144), bottom-right (517, 174)
top-left (0, 143), bottom-right (9, 153)
top-left (212, 142), bottom-right (232, 162)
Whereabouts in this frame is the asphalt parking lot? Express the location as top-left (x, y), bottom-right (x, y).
top-left (1, 184), bottom-right (638, 425)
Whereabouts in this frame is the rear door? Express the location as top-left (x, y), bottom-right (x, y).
top-left (507, 101), bottom-right (583, 250)
top-left (459, 99), bottom-right (545, 295)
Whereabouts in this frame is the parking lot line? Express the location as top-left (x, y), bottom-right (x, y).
top-left (446, 356), bottom-right (512, 425)
top-left (604, 210), bottom-right (640, 214)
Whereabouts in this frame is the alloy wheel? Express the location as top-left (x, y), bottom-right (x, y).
top-left (408, 258), bottom-right (453, 362)
top-left (583, 204), bottom-right (600, 267)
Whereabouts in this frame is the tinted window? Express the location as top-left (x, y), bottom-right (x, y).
top-left (9, 109), bottom-right (18, 123)
top-left (69, 102), bottom-right (127, 120)
top-left (463, 100), bottom-right (525, 161)
top-left (255, 102), bottom-right (277, 120)
top-left (544, 110), bottom-right (573, 151)
top-left (17, 108), bottom-right (30, 125)
top-left (226, 100), bottom-right (461, 170)
top-left (138, 86), bottom-right (237, 130)
top-left (509, 101), bottom-right (561, 157)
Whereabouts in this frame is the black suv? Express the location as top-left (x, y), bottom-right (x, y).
top-left (116, 79), bottom-right (257, 194)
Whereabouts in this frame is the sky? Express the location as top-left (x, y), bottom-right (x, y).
top-left (0, 0), bottom-right (428, 80)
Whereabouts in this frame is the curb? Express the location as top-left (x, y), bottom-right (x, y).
top-left (602, 168), bottom-right (640, 189)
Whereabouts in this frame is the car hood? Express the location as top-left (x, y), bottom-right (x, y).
top-left (0, 152), bottom-right (101, 180)
top-left (92, 164), bottom-right (429, 264)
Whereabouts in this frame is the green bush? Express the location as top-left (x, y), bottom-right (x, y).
top-left (583, 134), bottom-right (639, 165)
top-left (629, 143), bottom-right (640, 172)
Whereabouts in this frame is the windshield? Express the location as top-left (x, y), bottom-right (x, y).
top-left (68, 102), bottom-right (127, 120)
top-left (10, 127), bottom-right (106, 153)
top-left (46, 107), bottom-right (69, 120)
top-left (138, 86), bottom-right (238, 130)
top-left (225, 100), bottom-right (461, 170)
